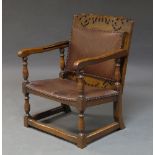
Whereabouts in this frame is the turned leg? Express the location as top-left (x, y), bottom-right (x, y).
top-left (77, 111), bottom-right (86, 148)
top-left (113, 96), bottom-right (125, 129)
top-left (24, 93), bottom-right (30, 127)
top-left (61, 103), bottom-right (71, 113)
top-left (76, 71), bottom-right (86, 148)
top-left (22, 57), bottom-right (31, 127)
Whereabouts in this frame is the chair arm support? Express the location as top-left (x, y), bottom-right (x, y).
top-left (17, 40), bottom-right (69, 57)
top-left (73, 49), bottom-right (128, 71)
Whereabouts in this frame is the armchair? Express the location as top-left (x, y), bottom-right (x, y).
top-left (18, 13), bottom-right (134, 148)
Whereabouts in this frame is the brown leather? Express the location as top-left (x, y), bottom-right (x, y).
top-left (65, 27), bottom-right (123, 80)
top-left (26, 78), bottom-right (118, 102)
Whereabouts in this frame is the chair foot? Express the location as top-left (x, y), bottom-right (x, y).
top-left (61, 104), bottom-right (71, 113)
top-left (77, 134), bottom-right (87, 148)
top-left (119, 118), bottom-right (125, 129)
top-left (114, 115), bottom-right (125, 130)
top-left (24, 93), bottom-right (30, 127)
top-left (113, 96), bottom-right (125, 130)
top-left (24, 115), bottom-right (29, 127)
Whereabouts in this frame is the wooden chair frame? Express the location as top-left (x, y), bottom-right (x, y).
top-left (18, 14), bottom-right (134, 148)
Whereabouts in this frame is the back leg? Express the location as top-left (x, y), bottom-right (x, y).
top-left (113, 96), bottom-right (125, 129)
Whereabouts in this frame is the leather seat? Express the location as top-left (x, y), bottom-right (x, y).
top-left (26, 78), bottom-right (118, 102)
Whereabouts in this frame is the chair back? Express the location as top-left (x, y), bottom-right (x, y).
top-left (65, 14), bottom-right (134, 89)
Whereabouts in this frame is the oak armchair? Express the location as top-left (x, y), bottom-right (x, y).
top-left (18, 14), bottom-right (134, 148)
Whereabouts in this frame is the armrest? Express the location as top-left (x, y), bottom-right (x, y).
top-left (17, 40), bottom-right (69, 57)
top-left (73, 49), bottom-right (128, 71)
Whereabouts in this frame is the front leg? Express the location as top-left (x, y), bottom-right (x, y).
top-left (76, 71), bottom-right (87, 148)
top-left (24, 93), bottom-right (31, 127)
top-left (22, 57), bottom-right (31, 127)
top-left (77, 110), bottom-right (86, 148)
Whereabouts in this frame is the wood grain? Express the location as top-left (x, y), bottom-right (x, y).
top-left (32, 106), bottom-right (64, 120)
top-left (28, 118), bottom-right (78, 143)
top-left (18, 41), bottom-right (69, 57)
top-left (87, 122), bottom-right (119, 143)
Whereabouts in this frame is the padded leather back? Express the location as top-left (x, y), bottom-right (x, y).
top-left (65, 14), bottom-right (134, 83)
top-left (66, 26), bottom-right (123, 80)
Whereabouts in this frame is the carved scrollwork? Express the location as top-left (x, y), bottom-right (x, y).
top-left (77, 14), bottom-right (130, 31)
top-left (79, 15), bottom-right (90, 27)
